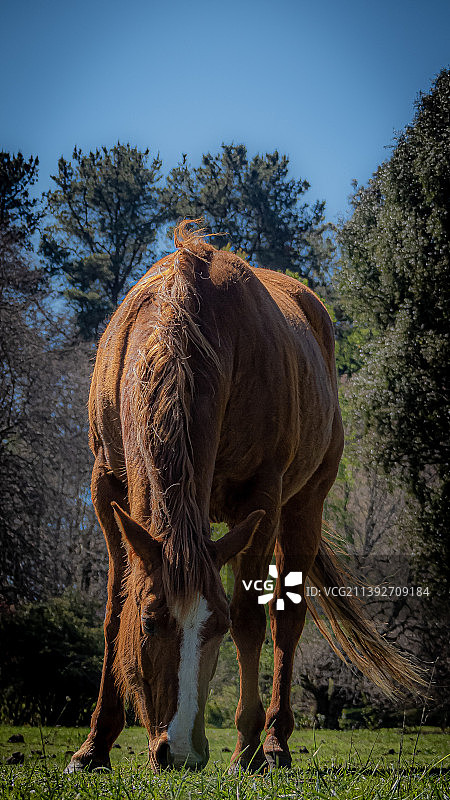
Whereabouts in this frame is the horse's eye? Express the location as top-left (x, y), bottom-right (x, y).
top-left (143, 619), bottom-right (156, 635)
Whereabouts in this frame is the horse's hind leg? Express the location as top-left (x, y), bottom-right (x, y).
top-left (65, 453), bottom-right (128, 773)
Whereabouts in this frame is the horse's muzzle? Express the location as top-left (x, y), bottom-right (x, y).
top-left (153, 738), bottom-right (208, 770)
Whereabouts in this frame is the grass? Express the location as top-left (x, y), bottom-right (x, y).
top-left (0, 725), bottom-right (448, 799)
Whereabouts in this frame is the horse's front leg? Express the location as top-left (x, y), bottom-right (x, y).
top-left (64, 456), bottom-right (128, 773)
top-left (263, 419), bottom-right (343, 769)
top-left (229, 482), bottom-right (280, 771)
top-left (263, 445), bottom-right (340, 768)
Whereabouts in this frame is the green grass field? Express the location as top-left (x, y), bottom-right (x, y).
top-left (1, 725), bottom-right (448, 799)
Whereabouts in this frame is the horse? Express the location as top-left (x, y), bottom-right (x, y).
top-left (65, 221), bottom-right (421, 773)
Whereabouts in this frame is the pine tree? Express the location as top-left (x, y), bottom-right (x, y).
top-left (161, 144), bottom-right (333, 286)
top-left (41, 143), bottom-right (163, 338)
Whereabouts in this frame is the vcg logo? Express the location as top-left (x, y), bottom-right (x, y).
top-left (242, 565), bottom-right (303, 610)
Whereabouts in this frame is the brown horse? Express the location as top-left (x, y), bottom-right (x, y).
top-left (65, 222), bottom-right (420, 773)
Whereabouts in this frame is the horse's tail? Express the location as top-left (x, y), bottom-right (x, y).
top-left (305, 536), bottom-right (426, 699)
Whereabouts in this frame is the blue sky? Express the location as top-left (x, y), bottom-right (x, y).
top-left (1, 0), bottom-right (449, 223)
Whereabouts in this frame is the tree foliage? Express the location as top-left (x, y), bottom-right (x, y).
top-left (0, 153), bottom-right (106, 606)
top-left (41, 144), bottom-right (163, 338)
top-left (337, 68), bottom-right (450, 587)
top-left (161, 144), bottom-right (333, 286)
top-left (0, 153), bottom-right (49, 602)
top-left (0, 594), bottom-right (103, 725)
top-left (0, 151), bottom-right (40, 240)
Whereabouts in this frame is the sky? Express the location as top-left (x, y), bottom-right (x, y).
top-left (1, 0), bottom-right (449, 223)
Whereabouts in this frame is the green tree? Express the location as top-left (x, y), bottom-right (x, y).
top-left (0, 151), bottom-right (40, 240)
top-left (161, 144), bottom-right (333, 286)
top-left (0, 153), bottom-right (51, 602)
top-left (0, 594), bottom-right (103, 725)
top-left (0, 154), bottom-right (105, 606)
top-left (337, 68), bottom-right (450, 588)
top-left (41, 143), bottom-right (163, 338)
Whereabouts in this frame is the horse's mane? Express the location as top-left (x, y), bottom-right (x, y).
top-left (130, 220), bottom-right (221, 607)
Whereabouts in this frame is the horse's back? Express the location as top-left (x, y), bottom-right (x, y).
top-left (249, 268), bottom-right (336, 374)
top-left (200, 254), bottom-right (340, 508)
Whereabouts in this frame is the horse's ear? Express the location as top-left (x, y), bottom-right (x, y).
top-left (112, 502), bottom-right (162, 565)
top-left (213, 510), bottom-right (265, 568)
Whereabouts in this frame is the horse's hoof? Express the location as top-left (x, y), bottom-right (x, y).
top-left (263, 749), bottom-right (292, 769)
top-left (263, 736), bottom-right (292, 769)
top-left (63, 760), bottom-right (84, 774)
top-left (63, 757), bottom-right (112, 774)
top-left (229, 747), bottom-right (268, 774)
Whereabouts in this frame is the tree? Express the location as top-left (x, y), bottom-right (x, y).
top-left (161, 144), bottom-right (333, 286)
top-left (41, 144), bottom-right (163, 338)
top-left (0, 154), bottom-right (50, 602)
top-left (0, 151), bottom-right (40, 240)
top-left (0, 594), bottom-right (103, 725)
top-left (0, 153), bottom-right (106, 606)
top-left (337, 69), bottom-right (450, 590)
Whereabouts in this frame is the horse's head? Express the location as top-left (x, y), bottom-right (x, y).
top-left (112, 504), bottom-right (264, 770)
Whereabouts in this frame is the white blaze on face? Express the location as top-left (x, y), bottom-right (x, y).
top-left (167, 596), bottom-right (210, 762)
